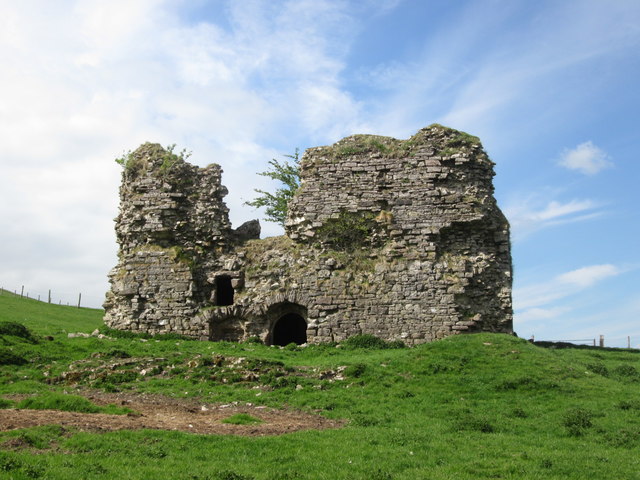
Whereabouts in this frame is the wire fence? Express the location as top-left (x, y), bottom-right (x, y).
top-left (530, 334), bottom-right (637, 350)
top-left (547, 338), bottom-right (596, 346)
top-left (1, 285), bottom-right (84, 308)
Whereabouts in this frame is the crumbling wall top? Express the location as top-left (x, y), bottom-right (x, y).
top-left (285, 124), bottom-right (501, 248)
top-left (115, 143), bottom-right (232, 254)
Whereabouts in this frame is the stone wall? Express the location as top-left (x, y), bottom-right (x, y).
top-left (104, 125), bottom-right (513, 345)
top-left (103, 143), bottom-right (253, 335)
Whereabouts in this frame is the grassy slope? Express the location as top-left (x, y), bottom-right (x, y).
top-left (1, 293), bottom-right (640, 480)
top-left (0, 289), bottom-right (103, 335)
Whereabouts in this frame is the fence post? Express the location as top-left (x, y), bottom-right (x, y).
top-left (628, 336), bottom-right (631, 349)
top-left (48, 289), bottom-right (51, 304)
top-left (77, 293), bottom-right (82, 309)
top-left (599, 335), bottom-right (604, 348)
top-left (20, 285), bottom-right (24, 298)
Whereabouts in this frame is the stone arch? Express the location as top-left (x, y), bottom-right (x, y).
top-left (206, 304), bottom-right (271, 343)
top-left (265, 301), bottom-right (308, 346)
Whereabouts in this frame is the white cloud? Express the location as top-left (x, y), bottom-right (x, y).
top-left (532, 200), bottom-right (596, 221)
top-left (517, 306), bottom-right (570, 324)
top-left (557, 264), bottom-right (620, 288)
top-left (504, 197), bottom-right (601, 240)
top-left (514, 264), bottom-right (622, 311)
top-left (558, 141), bottom-right (612, 175)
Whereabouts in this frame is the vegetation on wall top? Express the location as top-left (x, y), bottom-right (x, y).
top-left (310, 124), bottom-right (482, 161)
top-left (115, 143), bottom-right (192, 179)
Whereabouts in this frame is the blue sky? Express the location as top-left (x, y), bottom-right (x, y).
top-left (1, 0), bottom-right (638, 347)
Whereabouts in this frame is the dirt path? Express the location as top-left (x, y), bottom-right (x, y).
top-left (0, 393), bottom-right (343, 436)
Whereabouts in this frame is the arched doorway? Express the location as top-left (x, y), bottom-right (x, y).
top-left (272, 313), bottom-right (307, 346)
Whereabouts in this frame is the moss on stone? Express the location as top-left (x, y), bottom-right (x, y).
top-left (116, 143), bottom-right (191, 181)
top-left (307, 124), bottom-right (482, 163)
top-left (315, 210), bottom-right (380, 252)
top-left (313, 134), bottom-right (419, 161)
top-left (168, 246), bottom-right (196, 270)
top-left (321, 249), bottom-right (378, 273)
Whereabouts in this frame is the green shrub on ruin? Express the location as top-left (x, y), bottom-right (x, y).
top-left (115, 143), bottom-right (191, 179)
top-left (315, 210), bottom-right (379, 252)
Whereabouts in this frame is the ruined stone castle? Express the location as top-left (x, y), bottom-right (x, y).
top-left (103, 124), bottom-right (513, 345)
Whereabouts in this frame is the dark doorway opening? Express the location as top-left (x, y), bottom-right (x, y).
top-left (272, 313), bottom-right (307, 346)
top-left (214, 275), bottom-right (234, 306)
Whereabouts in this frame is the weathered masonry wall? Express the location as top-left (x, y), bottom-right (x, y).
top-left (104, 125), bottom-right (513, 345)
top-left (103, 144), bottom-right (258, 336)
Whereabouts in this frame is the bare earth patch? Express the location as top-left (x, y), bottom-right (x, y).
top-left (0, 392), bottom-right (344, 436)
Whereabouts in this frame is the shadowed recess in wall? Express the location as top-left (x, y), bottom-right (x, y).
top-left (272, 313), bottom-right (307, 346)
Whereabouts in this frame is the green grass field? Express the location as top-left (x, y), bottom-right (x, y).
top-left (1, 288), bottom-right (639, 479)
top-left (0, 289), bottom-right (103, 335)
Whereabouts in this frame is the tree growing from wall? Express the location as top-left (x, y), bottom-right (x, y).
top-left (245, 150), bottom-right (300, 226)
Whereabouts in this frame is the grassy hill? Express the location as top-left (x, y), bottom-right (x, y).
top-left (1, 289), bottom-right (640, 479)
top-left (0, 289), bottom-right (103, 335)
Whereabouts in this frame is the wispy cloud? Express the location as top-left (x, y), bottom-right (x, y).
top-left (556, 264), bottom-right (620, 288)
top-left (514, 264), bottom-right (622, 312)
top-left (504, 196), bottom-right (602, 240)
top-left (517, 306), bottom-right (571, 325)
top-left (371, 1), bottom-right (640, 142)
top-left (534, 200), bottom-right (597, 222)
top-left (558, 141), bottom-right (612, 175)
